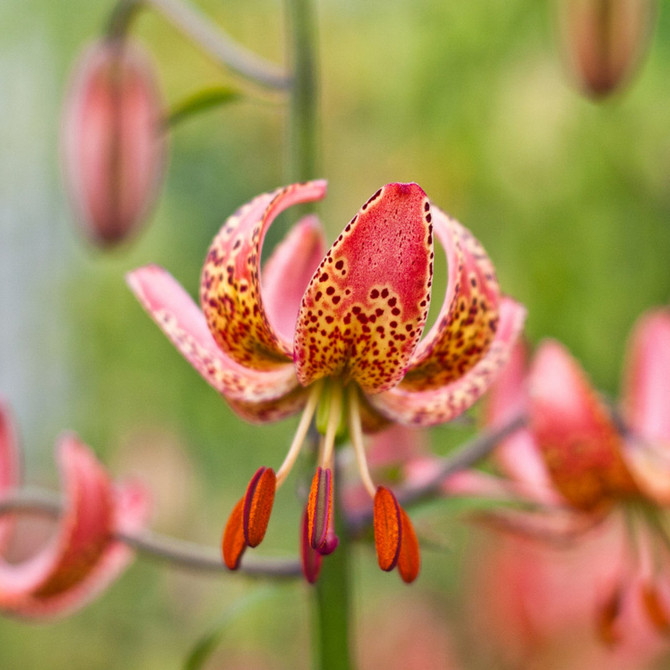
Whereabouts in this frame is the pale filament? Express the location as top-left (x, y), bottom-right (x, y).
top-left (320, 383), bottom-right (343, 470)
top-left (276, 379), bottom-right (324, 487)
top-left (347, 387), bottom-right (377, 498)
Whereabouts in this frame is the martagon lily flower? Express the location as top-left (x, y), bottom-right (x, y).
top-left (470, 309), bottom-right (670, 643)
top-left (0, 398), bottom-right (149, 618)
top-left (128, 180), bottom-right (525, 581)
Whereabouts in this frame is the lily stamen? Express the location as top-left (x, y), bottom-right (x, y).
top-left (276, 380), bottom-right (324, 488)
top-left (320, 382), bottom-right (343, 471)
top-left (347, 387), bottom-right (377, 499)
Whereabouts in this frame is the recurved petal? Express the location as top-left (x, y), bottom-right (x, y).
top-left (201, 181), bottom-right (328, 369)
top-left (470, 505), bottom-right (602, 545)
top-left (368, 297), bottom-right (526, 426)
top-left (0, 399), bottom-right (21, 551)
top-left (262, 215), bottom-right (327, 345)
top-left (403, 206), bottom-right (500, 392)
top-left (529, 340), bottom-right (638, 512)
top-left (0, 435), bottom-right (147, 618)
top-left (294, 183), bottom-right (434, 394)
top-left (622, 308), bottom-right (670, 444)
top-left (20, 478), bottom-right (150, 619)
top-left (485, 341), bottom-right (555, 497)
top-left (226, 385), bottom-right (310, 424)
top-left (128, 265), bottom-right (302, 410)
top-left (621, 439), bottom-right (670, 506)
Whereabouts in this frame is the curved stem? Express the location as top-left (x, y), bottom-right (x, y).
top-left (0, 489), bottom-right (300, 579)
top-left (284, 0), bottom-right (319, 183)
top-left (107, 0), bottom-right (291, 90)
top-left (346, 413), bottom-right (528, 533)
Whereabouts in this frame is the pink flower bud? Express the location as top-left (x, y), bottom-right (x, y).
top-left (62, 39), bottom-right (166, 247)
top-left (557, 0), bottom-right (657, 98)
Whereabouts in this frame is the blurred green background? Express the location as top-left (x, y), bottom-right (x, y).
top-left (2, 0), bottom-right (670, 668)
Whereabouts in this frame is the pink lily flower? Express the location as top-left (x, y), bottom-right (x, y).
top-left (473, 308), bottom-right (670, 642)
top-left (468, 529), bottom-right (665, 670)
top-left (128, 180), bottom-right (525, 581)
top-left (0, 399), bottom-right (149, 618)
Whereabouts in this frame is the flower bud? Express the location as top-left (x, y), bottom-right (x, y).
top-left (556, 0), bottom-right (656, 98)
top-left (62, 39), bottom-right (166, 247)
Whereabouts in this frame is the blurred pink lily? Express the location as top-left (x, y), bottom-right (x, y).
top-left (472, 309), bottom-right (670, 642)
top-left (128, 180), bottom-right (525, 579)
top-left (0, 399), bottom-right (149, 618)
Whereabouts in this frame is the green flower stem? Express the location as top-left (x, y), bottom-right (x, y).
top-left (106, 0), bottom-right (291, 90)
top-left (284, 0), bottom-right (319, 184)
top-left (314, 498), bottom-right (353, 670)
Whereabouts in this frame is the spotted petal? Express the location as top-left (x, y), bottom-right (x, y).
top-left (529, 340), bottom-right (638, 512)
top-left (0, 434), bottom-right (149, 618)
top-left (368, 297), bottom-right (526, 426)
top-left (128, 265), bottom-right (305, 418)
top-left (403, 206), bottom-right (500, 391)
top-left (294, 183), bottom-right (434, 394)
top-left (200, 181), bottom-right (327, 370)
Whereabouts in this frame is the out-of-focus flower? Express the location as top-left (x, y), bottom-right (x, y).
top-left (0, 398), bottom-right (149, 619)
top-left (556, 0), bottom-right (657, 98)
top-left (128, 181), bottom-right (525, 581)
top-left (359, 594), bottom-right (463, 670)
top-left (62, 39), bottom-right (166, 247)
top-left (468, 529), bottom-right (665, 670)
top-left (467, 308), bottom-right (670, 645)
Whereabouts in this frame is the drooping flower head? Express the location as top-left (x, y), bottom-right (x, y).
top-left (0, 398), bottom-right (149, 618)
top-left (479, 309), bottom-right (670, 642)
top-left (128, 181), bottom-right (525, 581)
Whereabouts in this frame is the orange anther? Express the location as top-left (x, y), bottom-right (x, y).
top-left (243, 466), bottom-right (277, 547)
top-left (373, 486), bottom-right (402, 571)
top-left (222, 497), bottom-right (246, 570)
top-left (300, 508), bottom-right (323, 584)
top-left (307, 467), bottom-right (332, 551)
top-left (397, 508), bottom-right (420, 583)
top-left (596, 585), bottom-right (623, 647)
top-left (641, 583), bottom-right (670, 635)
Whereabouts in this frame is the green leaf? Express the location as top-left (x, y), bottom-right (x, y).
top-left (183, 585), bottom-right (277, 670)
top-left (166, 86), bottom-right (241, 129)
